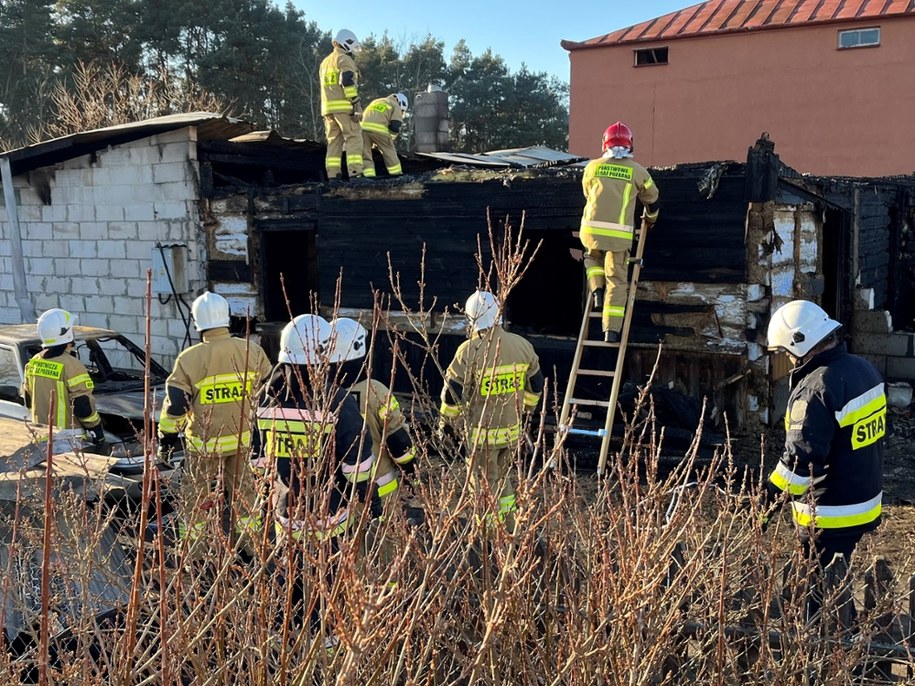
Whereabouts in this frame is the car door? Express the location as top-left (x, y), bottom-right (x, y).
top-left (0, 344), bottom-right (29, 420)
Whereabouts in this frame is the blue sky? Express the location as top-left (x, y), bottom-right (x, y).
top-left (291, 1), bottom-right (695, 82)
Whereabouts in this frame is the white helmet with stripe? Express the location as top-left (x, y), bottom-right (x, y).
top-left (37, 308), bottom-right (75, 348)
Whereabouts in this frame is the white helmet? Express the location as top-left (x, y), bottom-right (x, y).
top-left (191, 291), bottom-right (230, 332)
top-left (395, 92), bottom-right (408, 113)
top-left (279, 314), bottom-right (331, 365)
top-left (37, 308), bottom-right (75, 348)
top-left (465, 290), bottom-right (502, 333)
top-left (767, 300), bottom-right (841, 358)
top-left (334, 29), bottom-right (360, 53)
top-left (328, 317), bottom-right (367, 363)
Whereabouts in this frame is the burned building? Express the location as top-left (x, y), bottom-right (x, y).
top-left (2, 116), bottom-right (914, 430)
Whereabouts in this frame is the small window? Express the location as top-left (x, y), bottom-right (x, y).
top-left (634, 47), bottom-right (669, 66)
top-left (838, 27), bottom-right (880, 49)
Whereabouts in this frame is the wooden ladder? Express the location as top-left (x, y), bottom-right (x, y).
top-left (558, 220), bottom-right (648, 476)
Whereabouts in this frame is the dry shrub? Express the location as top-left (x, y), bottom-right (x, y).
top-left (0, 218), bottom-right (912, 685)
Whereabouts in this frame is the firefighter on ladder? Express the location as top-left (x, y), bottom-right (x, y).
top-left (360, 93), bottom-right (408, 178)
top-left (439, 291), bottom-right (543, 529)
top-left (22, 308), bottom-right (106, 455)
top-left (319, 29), bottom-right (363, 180)
top-left (580, 122), bottom-right (660, 342)
top-left (157, 291), bottom-right (273, 558)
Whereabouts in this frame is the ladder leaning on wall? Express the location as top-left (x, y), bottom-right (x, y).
top-left (558, 219), bottom-right (649, 476)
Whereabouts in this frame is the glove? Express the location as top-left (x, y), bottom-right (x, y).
top-left (157, 432), bottom-right (182, 462)
top-left (87, 425), bottom-right (107, 454)
top-left (642, 209), bottom-right (659, 227)
top-left (352, 105), bottom-right (363, 123)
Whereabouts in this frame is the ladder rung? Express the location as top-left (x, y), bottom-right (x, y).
top-left (581, 339), bottom-right (621, 348)
top-left (569, 397), bottom-right (611, 408)
top-left (576, 368), bottom-right (616, 378)
top-left (587, 311), bottom-right (601, 318)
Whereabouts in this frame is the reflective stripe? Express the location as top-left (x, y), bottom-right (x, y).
top-left (275, 510), bottom-right (350, 541)
top-left (581, 219), bottom-right (634, 241)
top-left (67, 373), bottom-right (93, 389)
top-left (440, 403), bottom-right (461, 418)
top-left (324, 99), bottom-right (353, 113)
top-left (386, 163), bottom-right (402, 175)
top-left (342, 453), bottom-right (376, 482)
top-left (378, 396), bottom-right (400, 421)
top-left (523, 391), bottom-right (540, 409)
top-left (158, 413), bottom-right (185, 434)
top-left (835, 385), bottom-right (885, 427)
top-left (769, 461), bottom-right (812, 496)
top-left (499, 494), bottom-right (517, 515)
top-left (376, 471), bottom-right (399, 498)
top-left (343, 85), bottom-right (357, 99)
top-left (586, 266), bottom-right (605, 279)
top-left (791, 492), bottom-right (882, 529)
top-left (392, 446), bottom-right (415, 465)
top-left (603, 305), bottom-right (625, 318)
top-left (362, 121), bottom-right (390, 135)
top-left (618, 183), bottom-right (633, 225)
top-left (326, 158), bottom-right (342, 170)
top-left (363, 168), bottom-right (377, 178)
top-left (643, 177), bottom-right (655, 190)
top-left (81, 411), bottom-right (100, 426)
top-left (185, 431), bottom-right (251, 455)
top-left (470, 423), bottom-right (521, 447)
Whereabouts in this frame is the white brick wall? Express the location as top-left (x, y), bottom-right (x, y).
top-left (0, 127), bottom-right (205, 366)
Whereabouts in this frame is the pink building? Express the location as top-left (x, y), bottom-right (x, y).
top-left (563, 0), bottom-right (915, 176)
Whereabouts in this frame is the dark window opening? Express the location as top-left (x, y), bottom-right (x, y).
top-left (635, 47), bottom-right (669, 66)
top-left (261, 228), bottom-right (319, 322)
top-left (505, 229), bottom-right (583, 337)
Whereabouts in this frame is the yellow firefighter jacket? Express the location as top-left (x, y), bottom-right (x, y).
top-left (159, 328), bottom-right (273, 456)
top-left (580, 156), bottom-right (659, 252)
top-left (361, 95), bottom-right (404, 138)
top-left (320, 47), bottom-right (359, 116)
top-left (23, 350), bottom-right (100, 430)
top-left (348, 378), bottom-right (414, 497)
top-left (440, 326), bottom-right (542, 449)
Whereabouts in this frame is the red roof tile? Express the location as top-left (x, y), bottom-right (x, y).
top-left (563, 0), bottom-right (915, 50)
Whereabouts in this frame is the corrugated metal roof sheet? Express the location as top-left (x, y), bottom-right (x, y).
top-left (418, 146), bottom-right (585, 169)
top-left (563, 0), bottom-right (915, 49)
top-left (1, 112), bottom-right (256, 176)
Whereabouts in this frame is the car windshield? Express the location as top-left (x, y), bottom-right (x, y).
top-left (65, 335), bottom-right (168, 391)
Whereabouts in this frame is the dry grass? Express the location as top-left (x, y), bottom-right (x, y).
top-left (1, 220), bottom-right (913, 685)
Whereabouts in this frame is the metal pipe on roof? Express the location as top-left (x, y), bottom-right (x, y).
top-left (0, 157), bottom-right (36, 323)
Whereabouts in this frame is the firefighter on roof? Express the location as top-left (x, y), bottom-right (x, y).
top-left (439, 291), bottom-right (543, 528)
top-left (360, 93), bottom-right (407, 178)
top-left (580, 121), bottom-right (659, 342)
top-left (765, 299), bottom-right (884, 621)
top-left (22, 308), bottom-right (105, 455)
top-left (157, 291), bottom-right (273, 557)
top-left (319, 29), bottom-right (364, 179)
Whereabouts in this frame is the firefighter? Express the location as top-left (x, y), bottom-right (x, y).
top-left (360, 93), bottom-right (407, 178)
top-left (580, 121), bottom-right (660, 342)
top-left (439, 291), bottom-right (543, 527)
top-left (157, 291), bottom-right (273, 556)
top-left (765, 299), bottom-right (884, 621)
top-left (252, 314), bottom-right (378, 652)
top-left (328, 317), bottom-right (415, 502)
top-left (319, 28), bottom-right (363, 180)
top-left (21, 308), bottom-right (105, 454)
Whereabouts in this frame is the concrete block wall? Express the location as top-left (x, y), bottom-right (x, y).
top-left (0, 127), bottom-right (205, 367)
top-left (851, 288), bottom-right (915, 383)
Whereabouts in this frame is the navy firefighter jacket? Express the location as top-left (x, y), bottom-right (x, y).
top-left (768, 342), bottom-right (884, 538)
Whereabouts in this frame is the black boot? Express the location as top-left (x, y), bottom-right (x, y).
top-left (604, 331), bottom-right (620, 343)
top-left (592, 288), bottom-right (605, 310)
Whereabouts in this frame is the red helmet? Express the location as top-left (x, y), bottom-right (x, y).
top-left (602, 121), bottom-right (634, 152)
